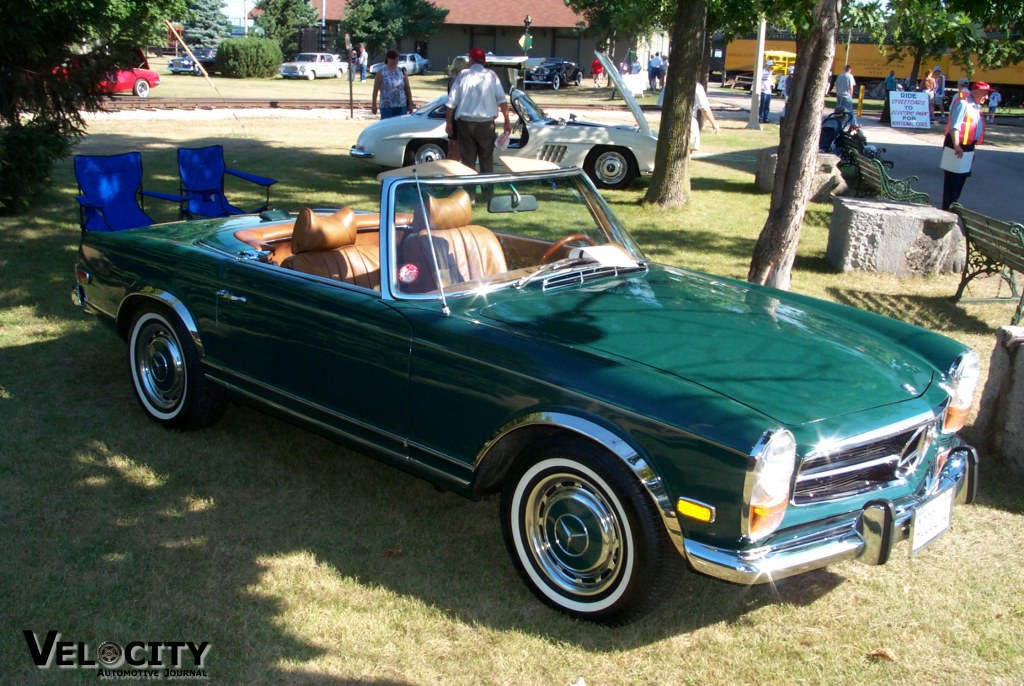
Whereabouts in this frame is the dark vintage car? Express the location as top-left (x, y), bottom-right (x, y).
top-left (168, 49), bottom-right (217, 75)
top-left (524, 58), bottom-right (585, 90)
top-left (72, 161), bottom-right (979, 625)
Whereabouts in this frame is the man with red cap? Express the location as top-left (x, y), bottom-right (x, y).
top-left (445, 48), bottom-right (511, 175)
top-left (940, 81), bottom-right (992, 210)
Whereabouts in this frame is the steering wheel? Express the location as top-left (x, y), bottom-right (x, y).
top-left (540, 233), bottom-right (595, 264)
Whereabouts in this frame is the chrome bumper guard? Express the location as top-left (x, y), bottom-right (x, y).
top-left (684, 444), bottom-right (979, 585)
top-left (349, 147), bottom-right (374, 159)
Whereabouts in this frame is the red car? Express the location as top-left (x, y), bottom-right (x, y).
top-left (98, 52), bottom-right (161, 98)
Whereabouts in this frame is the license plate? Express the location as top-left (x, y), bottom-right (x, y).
top-left (910, 487), bottom-right (954, 554)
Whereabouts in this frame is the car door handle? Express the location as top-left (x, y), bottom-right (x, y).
top-left (216, 289), bottom-right (247, 303)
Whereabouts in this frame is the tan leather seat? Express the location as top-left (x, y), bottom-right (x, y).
top-left (400, 189), bottom-right (507, 293)
top-left (282, 208), bottom-right (381, 290)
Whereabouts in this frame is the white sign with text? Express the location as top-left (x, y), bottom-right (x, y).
top-left (889, 91), bottom-right (932, 129)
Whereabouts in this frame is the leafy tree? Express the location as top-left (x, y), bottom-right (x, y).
top-left (253, 0), bottom-right (318, 58)
top-left (0, 0), bottom-right (183, 214)
top-left (342, 0), bottom-right (447, 59)
top-left (185, 0), bottom-right (232, 50)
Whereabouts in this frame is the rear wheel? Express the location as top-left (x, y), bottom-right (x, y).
top-left (128, 305), bottom-right (226, 430)
top-left (405, 139), bottom-right (448, 166)
top-left (501, 438), bottom-right (683, 625)
top-left (584, 146), bottom-right (638, 190)
top-left (132, 79), bottom-right (150, 98)
top-left (574, 71), bottom-right (583, 87)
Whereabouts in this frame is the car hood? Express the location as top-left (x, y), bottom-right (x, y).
top-left (596, 51), bottom-right (652, 137)
top-left (470, 267), bottom-right (936, 426)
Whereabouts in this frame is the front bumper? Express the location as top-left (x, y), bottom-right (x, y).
top-left (349, 147), bottom-right (375, 159)
top-left (684, 444), bottom-right (978, 584)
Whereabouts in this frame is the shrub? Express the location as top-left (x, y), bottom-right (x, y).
top-left (217, 37), bottom-right (283, 78)
top-left (0, 123), bottom-right (72, 216)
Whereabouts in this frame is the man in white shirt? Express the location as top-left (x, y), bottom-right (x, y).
top-left (445, 48), bottom-right (511, 175)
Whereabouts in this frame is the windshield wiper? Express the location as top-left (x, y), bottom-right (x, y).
top-left (513, 256), bottom-right (593, 290)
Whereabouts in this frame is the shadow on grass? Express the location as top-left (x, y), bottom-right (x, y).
top-left (825, 288), bottom-right (995, 335)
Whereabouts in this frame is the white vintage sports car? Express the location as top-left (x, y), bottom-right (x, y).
top-left (350, 55), bottom-right (658, 189)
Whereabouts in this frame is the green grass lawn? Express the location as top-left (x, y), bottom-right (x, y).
top-left (1, 112), bottom-right (1023, 685)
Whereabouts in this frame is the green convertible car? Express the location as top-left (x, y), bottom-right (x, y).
top-left (72, 161), bottom-right (980, 625)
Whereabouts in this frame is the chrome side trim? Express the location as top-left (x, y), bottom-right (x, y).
top-left (685, 445), bottom-right (973, 584)
top-left (118, 288), bottom-right (204, 357)
top-left (477, 411), bottom-right (685, 556)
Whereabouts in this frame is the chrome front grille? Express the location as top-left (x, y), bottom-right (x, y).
top-left (794, 419), bottom-right (937, 504)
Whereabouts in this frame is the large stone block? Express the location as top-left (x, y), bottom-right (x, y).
top-left (974, 326), bottom-right (1024, 475)
top-left (754, 148), bottom-right (846, 202)
top-left (827, 197), bottom-right (964, 276)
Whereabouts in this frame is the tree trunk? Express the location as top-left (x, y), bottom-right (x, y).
top-left (642, 0), bottom-right (706, 207)
top-left (747, 0), bottom-right (841, 289)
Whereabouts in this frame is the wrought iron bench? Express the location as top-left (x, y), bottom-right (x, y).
top-left (850, 149), bottom-right (929, 205)
top-left (950, 203), bottom-right (1024, 326)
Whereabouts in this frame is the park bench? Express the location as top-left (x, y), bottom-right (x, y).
top-left (850, 149), bottom-right (929, 204)
top-left (950, 203), bottom-right (1024, 326)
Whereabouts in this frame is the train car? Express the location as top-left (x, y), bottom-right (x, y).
top-left (714, 32), bottom-right (1024, 106)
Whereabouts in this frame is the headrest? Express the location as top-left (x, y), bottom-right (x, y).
top-left (291, 208), bottom-right (357, 254)
top-left (413, 188), bottom-right (473, 232)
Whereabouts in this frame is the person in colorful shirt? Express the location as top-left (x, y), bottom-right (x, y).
top-left (940, 81), bottom-right (993, 210)
top-left (371, 50), bottom-right (414, 119)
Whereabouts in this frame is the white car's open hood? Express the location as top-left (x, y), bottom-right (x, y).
top-left (596, 51), bottom-right (652, 137)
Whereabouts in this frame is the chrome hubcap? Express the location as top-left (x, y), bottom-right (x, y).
top-left (135, 322), bottom-right (185, 411)
top-left (525, 472), bottom-right (624, 596)
top-left (595, 152), bottom-right (627, 185)
top-left (415, 144), bottom-right (445, 164)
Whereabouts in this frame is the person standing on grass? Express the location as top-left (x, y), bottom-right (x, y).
top-left (357, 44), bottom-right (368, 82)
top-left (445, 48), bottom-right (510, 175)
top-left (933, 67), bottom-right (946, 121)
top-left (372, 50), bottom-right (414, 119)
top-left (592, 56), bottom-right (604, 87)
top-left (940, 82), bottom-right (992, 210)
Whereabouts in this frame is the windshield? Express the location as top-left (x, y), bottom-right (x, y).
top-left (296, 54), bottom-right (316, 62)
top-left (387, 171), bottom-right (646, 297)
top-left (413, 95), bottom-right (448, 118)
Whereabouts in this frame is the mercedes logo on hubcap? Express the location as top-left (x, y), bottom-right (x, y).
top-left (553, 514), bottom-right (590, 557)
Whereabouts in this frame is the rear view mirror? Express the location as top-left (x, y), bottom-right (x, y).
top-left (488, 193), bottom-right (538, 213)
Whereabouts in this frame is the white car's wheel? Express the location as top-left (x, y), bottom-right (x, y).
top-left (406, 140), bottom-right (448, 166)
top-left (128, 305), bottom-right (226, 430)
top-left (501, 438), bottom-right (683, 625)
top-left (306, 71), bottom-right (316, 80)
top-left (584, 146), bottom-right (638, 190)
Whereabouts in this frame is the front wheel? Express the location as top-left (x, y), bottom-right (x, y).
top-left (501, 438), bottom-right (683, 625)
top-left (551, 75), bottom-right (561, 91)
top-left (132, 79), bottom-right (150, 98)
top-left (306, 71), bottom-right (316, 80)
top-left (128, 305), bottom-right (226, 430)
top-left (584, 146), bottom-right (638, 189)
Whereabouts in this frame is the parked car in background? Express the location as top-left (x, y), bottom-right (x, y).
top-left (98, 53), bottom-right (161, 98)
top-left (168, 49), bottom-right (217, 75)
top-left (369, 53), bottom-right (429, 76)
top-left (71, 161), bottom-right (980, 625)
top-left (279, 52), bottom-right (346, 80)
top-left (524, 58), bottom-right (584, 90)
top-left (351, 59), bottom-right (657, 189)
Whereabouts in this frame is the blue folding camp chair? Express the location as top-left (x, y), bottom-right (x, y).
top-left (74, 152), bottom-right (183, 232)
top-left (177, 145), bottom-right (277, 219)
